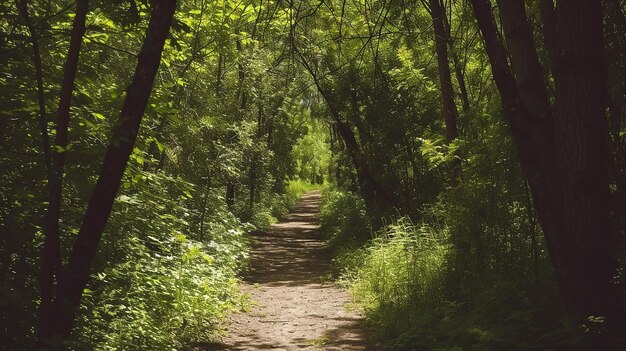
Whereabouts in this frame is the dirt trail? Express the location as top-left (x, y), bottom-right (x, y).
top-left (207, 191), bottom-right (372, 350)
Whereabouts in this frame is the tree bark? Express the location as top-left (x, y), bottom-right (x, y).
top-left (429, 0), bottom-right (459, 143)
top-left (469, 0), bottom-right (559, 257)
top-left (553, 0), bottom-right (618, 342)
top-left (38, 0), bottom-right (176, 344)
top-left (428, 0), bottom-right (460, 185)
top-left (603, 0), bottom-right (626, 241)
top-left (449, 45), bottom-right (470, 116)
top-left (538, 0), bottom-right (558, 77)
top-left (471, 0), bottom-right (621, 345)
top-left (497, 0), bottom-right (552, 123)
top-left (36, 0), bottom-right (90, 342)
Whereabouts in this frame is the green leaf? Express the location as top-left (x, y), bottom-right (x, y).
top-left (92, 112), bottom-right (106, 120)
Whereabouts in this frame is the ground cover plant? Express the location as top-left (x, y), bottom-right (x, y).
top-left (1, 0), bottom-right (625, 350)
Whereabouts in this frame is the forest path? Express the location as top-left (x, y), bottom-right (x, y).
top-left (206, 191), bottom-right (372, 350)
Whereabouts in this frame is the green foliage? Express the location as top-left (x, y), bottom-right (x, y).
top-left (78, 236), bottom-right (242, 351)
top-left (1, 0), bottom-right (334, 348)
top-left (321, 187), bottom-right (571, 350)
top-left (350, 218), bottom-right (448, 338)
top-left (292, 120), bottom-right (331, 184)
top-left (2, 0), bottom-right (624, 349)
top-left (65, 168), bottom-right (252, 350)
top-left (285, 179), bottom-right (326, 207)
top-left (319, 189), bottom-right (371, 249)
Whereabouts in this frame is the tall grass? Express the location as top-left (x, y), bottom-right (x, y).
top-left (286, 179), bottom-right (327, 204)
top-left (350, 218), bottom-right (448, 338)
top-left (320, 189), bottom-right (569, 351)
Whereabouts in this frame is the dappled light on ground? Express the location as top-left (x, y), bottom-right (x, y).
top-left (202, 191), bottom-right (374, 350)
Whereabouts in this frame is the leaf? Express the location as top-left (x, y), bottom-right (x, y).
top-left (155, 140), bottom-right (164, 152)
top-left (92, 112), bottom-right (106, 120)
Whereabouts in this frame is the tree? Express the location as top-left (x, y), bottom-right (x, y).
top-left (38, 0), bottom-right (89, 342)
top-left (38, 0), bottom-right (177, 345)
top-left (424, 0), bottom-right (460, 185)
top-left (470, 0), bottom-right (621, 345)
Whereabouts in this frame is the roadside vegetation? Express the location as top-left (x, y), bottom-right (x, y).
top-left (1, 0), bottom-right (624, 350)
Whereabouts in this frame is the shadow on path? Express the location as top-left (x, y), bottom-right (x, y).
top-left (196, 191), bottom-right (374, 351)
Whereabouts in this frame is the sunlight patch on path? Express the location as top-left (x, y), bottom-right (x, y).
top-left (202, 191), bottom-right (372, 351)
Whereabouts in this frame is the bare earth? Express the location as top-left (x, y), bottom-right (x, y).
top-left (206, 191), bottom-right (373, 350)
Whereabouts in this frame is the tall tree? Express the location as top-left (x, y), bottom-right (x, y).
top-left (553, 0), bottom-right (617, 339)
top-left (38, 0), bottom-right (177, 345)
top-left (470, 0), bottom-right (620, 345)
top-left (38, 0), bottom-right (89, 342)
top-left (425, 0), bottom-right (460, 184)
top-left (15, 0), bottom-right (52, 180)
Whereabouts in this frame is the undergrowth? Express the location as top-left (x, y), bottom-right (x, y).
top-left (236, 179), bottom-right (326, 229)
top-left (70, 176), bottom-right (322, 350)
top-left (320, 189), bottom-right (569, 351)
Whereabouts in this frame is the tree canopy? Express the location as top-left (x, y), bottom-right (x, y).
top-left (0, 0), bottom-right (624, 350)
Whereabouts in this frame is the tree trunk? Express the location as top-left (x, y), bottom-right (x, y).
top-left (497, 0), bottom-right (552, 123)
top-left (38, 0), bottom-right (176, 344)
top-left (603, 0), bottom-right (626, 242)
top-left (553, 0), bottom-right (619, 342)
top-left (26, 0), bottom-right (90, 343)
top-left (449, 46), bottom-right (470, 116)
top-left (471, 0), bottom-right (621, 345)
top-left (469, 0), bottom-right (559, 256)
top-left (428, 0), bottom-right (460, 185)
top-left (538, 0), bottom-right (558, 77)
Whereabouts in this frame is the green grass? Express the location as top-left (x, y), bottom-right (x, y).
top-left (287, 179), bottom-right (326, 197)
top-left (319, 189), bottom-right (573, 351)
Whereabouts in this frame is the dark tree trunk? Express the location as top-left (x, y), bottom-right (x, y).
top-left (603, 0), bottom-right (626, 242)
top-left (428, 0), bottom-right (460, 185)
top-left (442, 1), bottom-right (470, 117)
top-left (334, 120), bottom-right (394, 207)
top-left (29, 0), bottom-right (90, 343)
top-left (538, 0), bottom-right (558, 77)
top-left (469, 0), bottom-right (559, 255)
top-left (449, 47), bottom-right (470, 116)
top-left (16, 0), bottom-right (52, 177)
top-left (471, 0), bottom-right (622, 345)
top-left (497, 0), bottom-right (552, 123)
top-left (429, 0), bottom-right (459, 143)
top-left (38, 0), bottom-right (176, 344)
top-left (226, 182), bottom-right (235, 207)
top-left (553, 0), bottom-right (619, 342)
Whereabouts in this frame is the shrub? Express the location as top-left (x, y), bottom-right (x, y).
top-left (319, 189), bottom-right (371, 249)
top-left (70, 171), bottom-right (252, 350)
top-left (349, 218), bottom-right (448, 339)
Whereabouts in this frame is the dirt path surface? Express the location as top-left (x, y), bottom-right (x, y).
top-left (209, 191), bottom-right (372, 350)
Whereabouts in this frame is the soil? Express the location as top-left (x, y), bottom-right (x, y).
top-left (200, 191), bottom-right (375, 350)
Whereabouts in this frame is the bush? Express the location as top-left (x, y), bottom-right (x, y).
top-left (69, 170), bottom-right (252, 351)
top-left (321, 189), bottom-right (569, 351)
top-left (349, 218), bottom-right (448, 339)
top-left (319, 189), bottom-right (370, 249)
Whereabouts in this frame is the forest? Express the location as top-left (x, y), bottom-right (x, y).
top-left (0, 0), bottom-right (625, 350)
